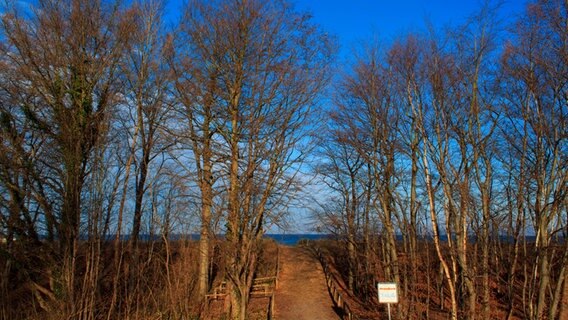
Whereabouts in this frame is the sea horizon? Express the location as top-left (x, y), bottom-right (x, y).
top-left (49, 233), bottom-right (555, 245)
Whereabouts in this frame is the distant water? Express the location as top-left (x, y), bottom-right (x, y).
top-left (90, 233), bottom-right (550, 244)
top-left (264, 234), bottom-right (331, 245)
top-left (103, 233), bottom-right (330, 245)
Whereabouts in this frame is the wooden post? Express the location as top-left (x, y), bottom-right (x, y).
top-left (268, 293), bottom-right (275, 320)
top-left (276, 248), bottom-right (280, 289)
top-left (345, 303), bottom-right (350, 319)
top-left (333, 286), bottom-right (337, 300)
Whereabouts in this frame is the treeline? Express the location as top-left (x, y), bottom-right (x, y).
top-left (313, 1), bottom-right (566, 320)
top-left (0, 0), bottom-right (333, 319)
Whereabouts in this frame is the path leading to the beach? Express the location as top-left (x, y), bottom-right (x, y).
top-left (273, 246), bottom-right (339, 320)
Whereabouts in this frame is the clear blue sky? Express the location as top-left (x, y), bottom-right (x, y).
top-left (293, 0), bottom-right (527, 52)
top-left (166, 0), bottom-right (529, 60)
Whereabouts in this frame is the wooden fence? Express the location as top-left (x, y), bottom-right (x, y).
top-left (314, 246), bottom-right (361, 320)
top-left (205, 246), bottom-right (280, 319)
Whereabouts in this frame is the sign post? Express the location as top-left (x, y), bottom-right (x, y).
top-left (377, 282), bottom-right (398, 320)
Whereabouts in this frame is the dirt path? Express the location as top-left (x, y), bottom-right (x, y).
top-left (273, 246), bottom-right (339, 320)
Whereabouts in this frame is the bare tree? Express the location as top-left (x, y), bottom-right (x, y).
top-left (501, 1), bottom-right (568, 318)
top-left (122, 0), bottom-right (172, 248)
top-left (388, 34), bottom-right (428, 318)
top-left (454, 8), bottom-right (499, 318)
top-left (170, 0), bottom-right (224, 300)
top-left (108, 1), bottom-right (174, 316)
top-left (314, 121), bottom-right (366, 292)
top-left (0, 0), bottom-right (132, 316)
top-left (173, 1), bottom-right (333, 318)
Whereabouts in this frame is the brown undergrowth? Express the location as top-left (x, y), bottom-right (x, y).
top-left (0, 237), bottom-right (277, 320)
top-left (313, 239), bottom-right (566, 320)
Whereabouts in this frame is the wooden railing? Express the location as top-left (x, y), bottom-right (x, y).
top-left (205, 281), bottom-right (227, 300)
top-left (205, 245), bottom-right (281, 319)
top-left (251, 276), bottom-right (277, 296)
top-left (267, 245), bottom-right (280, 319)
top-left (204, 277), bottom-right (278, 300)
top-left (314, 246), bottom-right (361, 320)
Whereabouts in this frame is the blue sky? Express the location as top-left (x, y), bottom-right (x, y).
top-left (293, 0), bottom-right (527, 50)
top-left (9, 1), bottom-right (530, 58)
top-left (166, 0), bottom-right (529, 61)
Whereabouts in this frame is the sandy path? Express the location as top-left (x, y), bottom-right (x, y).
top-left (273, 246), bottom-right (339, 320)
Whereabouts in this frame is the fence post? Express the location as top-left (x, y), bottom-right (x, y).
top-left (268, 293), bottom-right (275, 320)
top-left (276, 247), bottom-right (280, 289)
top-left (316, 244), bottom-right (359, 320)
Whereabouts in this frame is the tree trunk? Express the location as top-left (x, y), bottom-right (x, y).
top-left (535, 222), bottom-right (550, 320)
top-left (347, 170), bottom-right (358, 291)
top-left (557, 259), bottom-right (568, 320)
top-left (227, 79), bottom-right (244, 319)
top-left (131, 149), bottom-right (149, 247)
top-left (61, 158), bottom-right (84, 315)
top-left (549, 248), bottom-right (567, 320)
top-left (198, 122), bottom-right (213, 299)
top-left (198, 175), bottom-right (212, 298)
top-left (423, 147), bottom-right (457, 320)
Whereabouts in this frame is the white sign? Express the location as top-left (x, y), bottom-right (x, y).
top-left (377, 282), bottom-right (398, 304)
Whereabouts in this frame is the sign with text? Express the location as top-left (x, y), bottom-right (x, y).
top-left (377, 282), bottom-right (398, 304)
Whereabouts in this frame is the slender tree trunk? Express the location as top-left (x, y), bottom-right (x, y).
top-left (198, 144), bottom-right (213, 298)
top-left (557, 257), bottom-right (568, 320)
top-left (550, 247), bottom-right (567, 320)
top-left (227, 81), bottom-right (243, 319)
top-left (107, 124), bottom-right (140, 320)
top-left (422, 145), bottom-right (457, 320)
top-left (535, 221), bottom-right (550, 320)
top-left (131, 146), bottom-right (150, 248)
top-left (481, 190), bottom-right (491, 319)
top-left (409, 129), bottom-right (419, 317)
top-left (347, 171), bottom-right (358, 291)
top-left (197, 214), bottom-right (211, 297)
top-left (61, 160), bottom-right (84, 315)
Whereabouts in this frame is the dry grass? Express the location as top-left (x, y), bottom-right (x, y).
top-left (0, 239), bottom-right (211, 320)
top-left (312, 239), bottom-right (564, 320)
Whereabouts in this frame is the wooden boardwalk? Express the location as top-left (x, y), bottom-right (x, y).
top-left (273, 246), bottom-right (339, 320)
